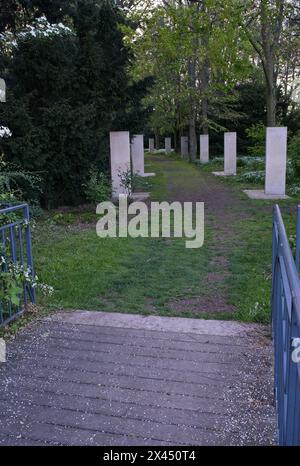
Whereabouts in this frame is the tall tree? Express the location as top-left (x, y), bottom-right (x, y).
top-left (124, 0), bottom-right (250, 159)
top-left (241, 0), bottom-right (291, 126)
top-left (0, 0), bottom-right (145, 207)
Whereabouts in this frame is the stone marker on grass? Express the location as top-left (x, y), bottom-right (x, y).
top-left (200, 134), bottom-right (209, 163)
top-left (213, 132), bottom-right (237, 176)
top-left (165, 137), bottom-right (171, 154)
top-left (224, 132), bottom-right (237, 175)
top-left (181, 136), bottom-right (189, 158)
top-left (0, 78), bottom-right (6, 102)
top-left (265, 127), bottom-right (288, 196)
top-left (131, 134), bottom-right (155, 178)
top-left (149, 138), bottom-right (155, 152)
top-left (244, 127), bottom-right (289, 200)
top-left (131, 135), bottom-right (145, 176)
top-left (110, 131), bottom-right (131, 199)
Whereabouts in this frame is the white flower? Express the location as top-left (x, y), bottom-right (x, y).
top-left (0, 16), bottom-right (74, 52)
top-left (0, 126), bottom-right (12, 138)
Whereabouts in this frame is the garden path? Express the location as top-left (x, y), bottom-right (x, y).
top-left (0, 155), bottom-right (277, 445)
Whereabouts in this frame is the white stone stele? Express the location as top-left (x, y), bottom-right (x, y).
top-left (265, 127), bottom-right (287, 196)
top-left (181, 136), bottom-right (189, 158)
top-left (131, 134), bottom-right (155, 179)
top-left (0, 78), bottom-right (6, 102)
top-left (243, 127), bottom-right (289, 200)
top-left (213, 132), bottom-right (237, 177)
top-left (110, 131), bottom-right (131, 199)
top-left (200, 134), bottom-right (209, 163)
top-left (149, 138), bottom-right (155, 151)
top-left (224, 132), bottom-right (237, 175)
top-left (165, 137), bottom-right (171, 154)
top-left (131, 134), bottom-right (144, 176)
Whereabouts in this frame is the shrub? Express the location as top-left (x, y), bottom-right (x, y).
top-left (289, 132), bottom-right (300, 178)
top-left (237, 156), bottom-right (264, 169)
top-left (238, 170), bottom-right (265, 184)
top-left (246, 123), bottom-right (266, 156)
top-left (83, 168), bottom-right (111, 204)
top-left (0, 3), bottom-right (149, 208)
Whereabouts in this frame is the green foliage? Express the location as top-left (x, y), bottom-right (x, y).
top-left (123, 0), bottom-right (253, 147)
top-left (0, 156), bottom-right (41, 202)
top-left (238, 170), bottom-right (265, 184)
top-left (0, 0), bottom-right (149, 208)
top-left (83, 168), bottom-right (111, 204)
top-left (117, 168), bottom-right (143, 197)
top-left (0, 265), bottom-right (23, 306)
top-left (289, 132), bottom-right (300, 178)
top-left (246, 123), bottom-right (266, 156)
top-left (0, 258), bottom-right (54, 310)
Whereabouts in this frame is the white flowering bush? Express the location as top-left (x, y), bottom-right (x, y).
top-left (238, 170), bottom-right (265, 184)
top-left (0, 16), bottom-right (74, 53)
top-left (0, 126), bottom-right (12, 138)
top-left (0, 255), bottom-right (54, 307)
top-left (288, 185), bottom-right (300, 196)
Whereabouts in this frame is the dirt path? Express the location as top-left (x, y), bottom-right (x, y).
top-left (0, 155), bottom-right (277, 446)
top-left (148, 154), bottom-right (268, 316)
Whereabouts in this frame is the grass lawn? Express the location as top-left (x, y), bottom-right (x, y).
top-left (33, 157), bottom-right (212, 317)
top-left (32, 152), bottom-right (300, 324)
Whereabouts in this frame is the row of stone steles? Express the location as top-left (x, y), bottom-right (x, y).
top-left (109, 132), bottom-right (155, 201)
top-left (110, 127), bottom-right (288, 201)
top-left (168, 129), bottom-right (289, 200)
top-left (177, 132), bottom-right (236, 171)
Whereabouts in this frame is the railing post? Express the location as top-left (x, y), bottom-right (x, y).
top-left (272, 204), bottom-right (300, 445)
top-left (23, 204), bottom-right (36, 304)
top-left (0, 203), bottom-right (36, 327)
top-left (296, 205), bottom-right (300, 272)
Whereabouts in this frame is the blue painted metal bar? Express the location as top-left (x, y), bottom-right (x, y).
top-left (0, 203), bottom-right (35, 327)
top-left (296, 206), bottom-right (300, 272)
top-left (272, 204), bottom-right (300, 445)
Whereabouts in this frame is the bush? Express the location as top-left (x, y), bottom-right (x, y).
top-left (238, 170), bottom-right (265, 184)
top-left (83, 169), bottom-right (111, 204)
top-left (0, 155), bottom-right (41, 204)
top-left (289, 132), bottom-right (300, 178)
top-left (246, 123), bottom-right (266, 156)
top-left (237, 156), bottom-right (264, 169)
top-left (0, 3), bottom-right (150, 208)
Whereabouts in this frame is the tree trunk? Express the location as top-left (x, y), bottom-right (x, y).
top-left (189, 116), bottom-right (197, 161)
top-left (201, 56), bottom-right (210, 134)
top-left (260, 0), bottom-right (281, 127)
top-left (265, 61), bottom-right (277, 127)
top-left (188, 58), bottom-right (197, 161)
top-left (154, 127), bottom-right (160, 150)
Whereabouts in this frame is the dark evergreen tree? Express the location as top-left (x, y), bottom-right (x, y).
top-left (0, 0), bottom-right (151, 207)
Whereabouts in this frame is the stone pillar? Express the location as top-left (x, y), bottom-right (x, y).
top-left (149, 138), bottom-right (155, 151)
top-left (200, 135), bottom-right (209, 163)
top-left (110, 131), bottom-right (131, 199)
top-left (131, 134), bottom-right (144, 176)
top-left (181, 136), bottom-right (189, 158)
top-left (224, 132), bottom-right (237, 175)
top-left (265, 127), bottom-right (287, 196)
top-left (165, 137), bottom-right (171, 154)
top-left (0, 78), bottom-right (6, 102)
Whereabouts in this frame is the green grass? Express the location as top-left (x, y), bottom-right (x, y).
top-left (33, 156), bottom-right (214, 316)
top-left (31, 153), bottom-right (300, 324)
top-left (193, 156), bottom-right (300, 323)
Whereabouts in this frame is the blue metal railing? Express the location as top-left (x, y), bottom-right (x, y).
top-left (272, 204), bottom-right (300, 445)
top-left (0, 203), bottom-right (35, 327)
